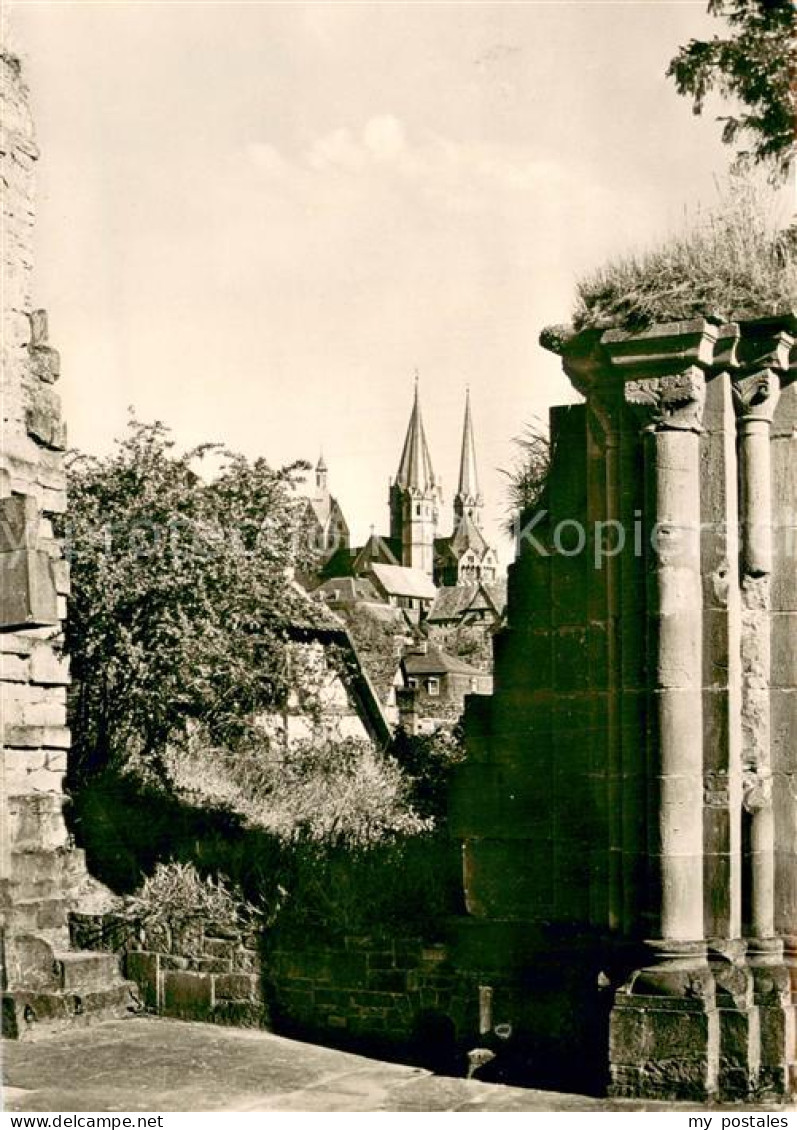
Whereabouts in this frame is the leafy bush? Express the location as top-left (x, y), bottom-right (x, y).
top-left (60, 417), bottom-right (315, 780)
top-left (573, 178), bottom-right (796, 332)
top-left (392, 723), bottom-right (466, 821)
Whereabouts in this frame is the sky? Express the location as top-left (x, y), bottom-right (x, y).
top-left (9, 0), bottom-right (734, 557)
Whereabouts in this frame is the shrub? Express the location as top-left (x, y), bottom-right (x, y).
top-left (573, 177), bottom-right (796, 332)
top-left (122, 861), bottom-right (260, 935)
top-left (500, 420), bottom-right (551, 536)
top-left (163, 729), bottom-right (432, 848)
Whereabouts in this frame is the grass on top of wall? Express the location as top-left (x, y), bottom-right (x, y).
top-left (573, 177), bottom-right (797, 333)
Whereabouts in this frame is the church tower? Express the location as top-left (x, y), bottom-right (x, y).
top-left (454, 388), bottom-right (483, 529)
top-left (389, 381), bottom-right (440, 577)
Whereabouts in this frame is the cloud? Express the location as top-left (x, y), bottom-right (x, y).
top-left (247, 114), bottom-right (572, 218)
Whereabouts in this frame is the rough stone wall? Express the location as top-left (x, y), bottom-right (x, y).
top-left (70, 912), bottom-right (266, 1027)
top-left (266, 933), bottom-right (478, 1068)
top-left (1, 45), bottom-right (138, 1038)
top-left (1, 46), bottom-right (73, 917)
top-left (450, 316), bottom-right (796, 1101)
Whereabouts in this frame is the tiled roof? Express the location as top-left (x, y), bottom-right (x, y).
top-left (403, 645), bottom-right (485, 676)
top-left (427, 580), bottom-right (507, 623)
top-left (369, 563), bottom-right (437, 600)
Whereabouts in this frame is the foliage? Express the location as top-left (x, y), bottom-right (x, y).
top-left (60, 416), bottom-right (314, 780)
top-left (392, 722), bottom-right (467, 821)
top-left (573, 177), bottom-right (797, 331)
top-left (163, 729), bottom-right (432, 848)
top-left (499, 420), bottom-right (551, 537)
top-left (275, 835), bottom-right (462, 938)
top-left (122, 860), bottom-right (260, 934)
top-left (667, 0), bottom-right (795, 176)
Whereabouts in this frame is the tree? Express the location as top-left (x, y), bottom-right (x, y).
top-left (667, 0), bottom-right (795, 177)
top-left (61, 416), bottom-right (313, 779)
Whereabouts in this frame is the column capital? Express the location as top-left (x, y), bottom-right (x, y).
top-left (624, 368), bottom-right (706, 433)
top-left (731, 369), bottom-right (781, 424)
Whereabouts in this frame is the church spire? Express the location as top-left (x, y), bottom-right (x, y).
top-left (389, 376), bottom-right (440, 578)
top-left (395, 377), bottom-right (436, 493)
top-left (454, 388), bottom-right (483, 528)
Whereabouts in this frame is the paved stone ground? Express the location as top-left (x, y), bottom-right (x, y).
top-left (2, 1018), bottom-right (796, 1113)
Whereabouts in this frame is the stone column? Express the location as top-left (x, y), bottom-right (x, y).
top-left (732, 324), bottom-right (795, 1095)
top-left (605, 329), bottom-right (720, 1102)
top-left (627, 370), bottom-right (706, 942)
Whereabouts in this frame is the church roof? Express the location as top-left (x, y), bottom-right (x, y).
top-left (456, 389), bottom-right (481, 501)
top-left (395, 382), bottom-right (436, 493)
top-left (435, 513), bottom-right (490, 562)
top-left (369, 563), bottom-right (437, 600)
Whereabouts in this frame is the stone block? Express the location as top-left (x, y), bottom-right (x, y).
top-left (192, 957), bottom-right (230, 974)
top-left (162, 970), bottom-right (214, 1020)
top-left (0, 494), bottom-right (38, 552)
top-left (214, 972), bottom-right (258, 1001)
top-left (1, 653), bottom-right (29, 681)
top-left (232, 948), bottom-right (258, 974)
top-left (3, 724), bottom-right (70, 749)
top-left (124, 951), bottom-right (160, 1010)
top-left (212, 999), bottom-right (267, 1027)
top-left (202, 937), bottom-right (235, 961)
top-left (0, 549), bottom-right (58, 628)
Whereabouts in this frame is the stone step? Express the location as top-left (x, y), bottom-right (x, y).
top-left (52, 950), bottom-right (124, 993)
top-left (1, 980), bottom-right (143, 1040)
top-left (4, 847), bottom-right (87, 902)
top-left (0, 896), bottom-right (70, 935)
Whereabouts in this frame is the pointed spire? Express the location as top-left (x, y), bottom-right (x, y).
top-left (395, 378), bottom-right (436, 493)
top-left (315, 449), bottom-right (328, 493)
top-left (457, 388), bottom-right (481, 502)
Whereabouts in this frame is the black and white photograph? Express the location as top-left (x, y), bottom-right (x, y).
top-left (1, 0), bottom-right (795, 1117)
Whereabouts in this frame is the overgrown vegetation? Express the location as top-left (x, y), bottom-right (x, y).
top-left (161, 731), bottom-right (432, 847)
top-left (122, 861), bottom-right (261, 936)
top-left (573, 178), bottom-right (797, 332)
top-left (63, 416), bottom-right (463, 946)
top-left (500, 420), bottom-right (551, 536)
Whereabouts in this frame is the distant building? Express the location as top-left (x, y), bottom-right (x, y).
top-left (317, 382), bottom-right (500, 606)
top-left (304, 381), bottom-right (504, 707)
top-left (396, 643), bottom-right (492, 732)
top-left (299, 454), bottom-right (350, 562)
top-left (433, 390), bottom-right (499, 586)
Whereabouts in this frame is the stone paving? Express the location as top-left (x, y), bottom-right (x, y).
top-left (3, 1018), bottom-right (796, 1113)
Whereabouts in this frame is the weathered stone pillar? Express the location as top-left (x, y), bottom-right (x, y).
top-left (604, 334), bottom-right (719, 1101)
top-left (732, 321), bottom-right (796, 1096)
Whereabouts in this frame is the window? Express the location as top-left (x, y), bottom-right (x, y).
top-left (408, 677), bottom-right (418, 689)
top-left (427, 677), bottom-right (440, 696)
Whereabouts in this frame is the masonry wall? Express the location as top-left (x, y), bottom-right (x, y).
top-left (1, 44), bottom-right (138, 1039)
top-left (1, 46), bottom-right (74, 923)
top-left (449, 317), bottom-right (797, 1102)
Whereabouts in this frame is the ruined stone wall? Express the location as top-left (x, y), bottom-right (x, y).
top-left (450, 316), bottom-right (796, 1101)
top-left (1, 45), bottom-right (138, 1038)
top-left (1, 47), bottom-right (72, 911)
